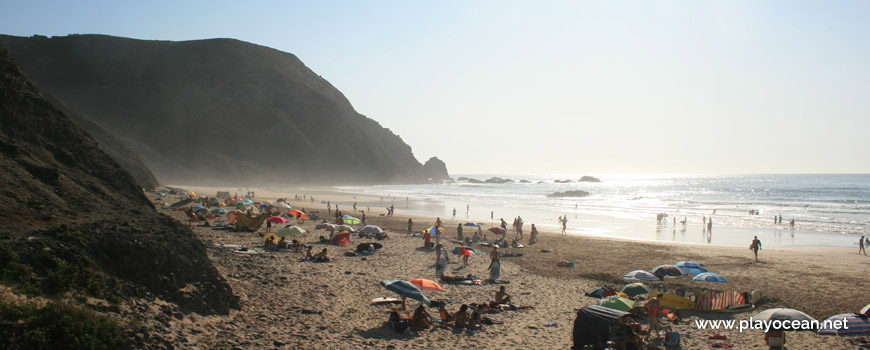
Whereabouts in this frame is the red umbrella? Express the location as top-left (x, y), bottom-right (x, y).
top-left (267, 216), bottom-right (289, 224)
top-left (488, 227), bottom-right (506, 235)
top-left (288, 210), bottom-right (308, 219)
top-left (409, 279), bottom-right (445, 292)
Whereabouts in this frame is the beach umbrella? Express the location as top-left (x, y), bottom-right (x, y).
top-left (585, 287), bottom-right (609, 299)
top-left (380, 280), bottom-right (430, 305)
top-left (192, 205), bottom-right (206, 212)
top-left (488, 227), bottom-right (506, 235)
top-left (674, 261), bottom-right (707, 274)
top-left (620, 283), bottom-right (654, 297)
top-left (623, 270), bottom-right (661, 282)
top-left (316, 223), bottom-right (336, 231)
top-left (650, 264), bottom-right (685, 278)
top-left (288, 210), bottom-right (307, 219)
top-left (463, 222), bottom-right (480, 227)
top-left (342, 215), bottom-right (362, 224)
top-left (692, 272), bottom-right (727, 283)
top-left (860, 304), bottom-right (870, 316)
top-left (267, 216), bottom-right (289, 224)
top-left (335, 225), bottom-right (355, 232)
top-left (277, 203), bottom-right (292, 209)
top-left (359, 225), bottom-right (385, 234)
top-left (424, 226), bottom-right (443, 234)
top-left (242, 199), bottom-right (254, 205)
top-left (818, 314), bottom-right (870, 336)
top-left (754, 308), bottom-right (817, 325)
top-left (409, 279), bottom-right (446, 292)
top-left (597, 296), bottom-right (636, 312)
top-left (276, 226), bottom-right (306, 237)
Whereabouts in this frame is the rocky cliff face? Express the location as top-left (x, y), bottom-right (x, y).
top-left (0, 34), bottom-right (449, 185)
top-left (0, 44), bottom-right (237, 318)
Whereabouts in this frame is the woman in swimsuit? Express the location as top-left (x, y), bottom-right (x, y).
top-left (488, 247), bottom-right (501, 281)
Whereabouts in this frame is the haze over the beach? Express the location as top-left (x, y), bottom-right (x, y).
top-left (3, 0), bottom-right (869, 174)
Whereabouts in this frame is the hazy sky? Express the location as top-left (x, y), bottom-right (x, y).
top-left (2, 1), bottom-right (869, 174)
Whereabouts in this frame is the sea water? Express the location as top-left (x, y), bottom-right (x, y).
top-left (333, 174), bottom-right (870, 248)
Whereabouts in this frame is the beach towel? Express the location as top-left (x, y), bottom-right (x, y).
top-left (489, 260), bottom-right (501, 280)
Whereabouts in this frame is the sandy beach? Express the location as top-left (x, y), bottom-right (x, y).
top-left (147, 186), bottom-right (868, 349)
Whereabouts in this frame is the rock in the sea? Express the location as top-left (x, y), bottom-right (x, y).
top-left (554, 179), bottom-right (573, 183)
top-left (546, 190), bottom-right (591, 198)
top-left (467, 178), bottom-right (484, 183)
top-left (485, 177), bottom-right (514, 184)
top-left (518, 180), bottom-right (531, 183)
top-left (421, 157), bottom-right (451, 182)
top-left (579, 176), bottom-right (602, 182)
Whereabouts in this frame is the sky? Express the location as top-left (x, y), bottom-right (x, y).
top-left (2, 0), bottom-right (869, 174)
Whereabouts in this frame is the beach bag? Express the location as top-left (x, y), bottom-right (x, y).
top-left (665, 331), bottom-right (680, 346)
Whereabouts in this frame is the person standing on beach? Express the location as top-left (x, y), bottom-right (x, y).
top-left (707, 217), bottom-right (713, 232)
top-left (516, 216), bottom-right (523, 240)
top-left (457, 223), bottom-right (464, 240)
top-left (750, 236), bottom-right (762, 261)
top-left (789, 219), bottom-right (795, 228)
top-left (406, 219), bottom-right (413, 237)
top-left (434, 244), bottom-right (447, 278)
top-left (529, 224), bottom-right (538, 244)
top-left (436, 217), bottom-right (442, 228)
top-left (390, 204), bottom-right (395, 216)
top-left (487, 247), bottom-right (501, 281)
top-left (561, 216), bottom-right (568, 235)
top-left (452, 208), bottom-right (456, 219)
top-left (859, 236), bottom-right (866, 255)
top-left (647, 294), bottom-right (662, 339)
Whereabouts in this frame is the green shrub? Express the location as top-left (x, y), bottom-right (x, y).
top-left (0, 301), bottom-right (128, 349)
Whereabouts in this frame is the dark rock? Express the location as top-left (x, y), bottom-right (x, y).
top-left (467, 178), bottom-right (483, 184)
top-left (579, 176), bottom-right (602, 182)
top-left (484, 177), bottom-right (514, 184)
top-left (554, 179), bottom-right (573, 183)
top-left (421, 157), bottom-right (451, 182)
top-left (546, 190), bottom-right (591, 198)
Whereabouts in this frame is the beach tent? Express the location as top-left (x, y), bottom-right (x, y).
top-left (596, 296), bottom-right (636, 312)
top-left (674, 261), bottom-right (707, 274)
top-left (818, 314), bottom-right (870, 336)
top-left (359, 225), bottom-right (385, 234)
top-left (695, 290), bottom-right (746, 311)
top-left (335, 225), bottom-right (355, 232)
top-left (331, 232), bottom-right (351, 246)
top-left (276, 226), bottom-right (306, 237)
top-left (623, 270), bottom-right (660, 282)
top-left (650, 264), bottom-right (685, 278)
top-left (571, 305), bottom-right (629, 349)
top-left (585, 287), bottom-right (617, 299)
top-left (234, 213), bottom-right (268, 231)
top-left (693, 272), bottom-right (727, 282)
top-left (620, 283), bottom-right (654, 298)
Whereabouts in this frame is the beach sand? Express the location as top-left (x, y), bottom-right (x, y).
top-left (147, 186), bottom-right (867, 349)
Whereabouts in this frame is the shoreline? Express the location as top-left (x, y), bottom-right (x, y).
top-left (151, 185), bottom-right (866, 349)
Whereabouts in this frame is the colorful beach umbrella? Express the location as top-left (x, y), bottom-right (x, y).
top-left (425, 226), bottom-right (444, 234)
top-left (861, 304), bottom-right (870, 316)
top-left (359, 225), bottom-right (385, 234)
top-left (342, 215), bottom-right (361, 224)
top-left (674, 261), bottom-right (707, 274)
top-left (452, 246), bottom-right (474, 255)
top-left (488, 227), bottom-right (506, 235)
top-left (597, 296), bottom-right (636, 312)
top-left (692, 272), bottom-right (727, 283)
top-left (623, 270), bottom-right (661, 282)
top-left (650, 264), bottom-right (685, 278)
top-left (818, 314), bottom-right (870, 336)
top-left (463, 222), bottom-right (480, 227)
top-left (409, 279), bottom-right (446, 292)
top-left (288, 210), bottom-right (307, 219)
top-left (267, 216), bottom-right (289, 224)
top-left (275, 226), bottom-right (306, 237)
top-left (380, 280), bottom-right (430, 305)
top-left (620, 283), bottom-right (654, 297)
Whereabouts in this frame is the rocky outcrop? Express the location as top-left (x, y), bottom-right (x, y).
top-left (420, 157), bottom-right (451, 182)
top-left (484, 177), bottom-right (514, 184)
top-left (0, 44), bottom-right (237, 321)
top-left (579, 176), bottom-right (601, 183)
top-left (0, 34), bottom-right (447, 185)
top-left (546, 190), bottom-right (591, 198)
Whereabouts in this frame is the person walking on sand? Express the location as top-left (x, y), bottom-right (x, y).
top-left (452, 208), bottom-right (456, 219)
top-left (406, 219), bottom-right (413, 237)
top-left (707, 217), bottom-right (713, 232)
top-left (859, 235), bottom-right (866, 255)
top-left (561, 216), bottom-right (568, 235)
top-left (750, 236), bottom-right (762, 262)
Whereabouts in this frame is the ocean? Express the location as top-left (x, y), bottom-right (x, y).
top-left (334, 174), bottom-right (870, 248)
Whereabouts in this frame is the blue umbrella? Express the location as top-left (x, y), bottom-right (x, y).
top-left (426, 226), bottom-right (444, 234)
top-left (380, 280), bottom-right (430, 305)
top-left (650, 264), bottom-right (685, 278)
top-left (192, 205), bottom-right (205, 211)
top-left (818, 314), bottom-right (870, 336)
top-left (674, 261), bottom-right (707, 274)
top-left (692, 272), bottom-right (727, 282)
top-left (623, 270), bottom-right (660, 282)
top-left (463, 222), bottom-right (480, 227)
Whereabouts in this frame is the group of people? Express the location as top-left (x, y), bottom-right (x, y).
top-left (391, 286), bottom-right (522, 334)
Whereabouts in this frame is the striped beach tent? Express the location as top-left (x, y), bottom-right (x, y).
top-left (694, 290), bottom-right (746, 311)
top-left (818, 314), bottom-right (870, 336)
